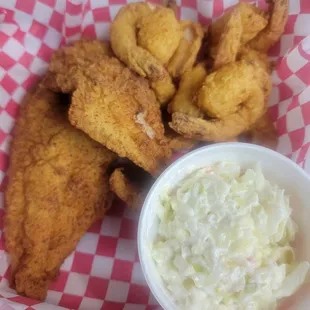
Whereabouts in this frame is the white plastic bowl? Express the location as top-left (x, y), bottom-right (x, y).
top-left (138, 143), bottom-right (310, 310)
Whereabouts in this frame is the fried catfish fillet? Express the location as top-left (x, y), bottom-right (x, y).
top-left (5, 83), bottom-right (116, 300)
top-left (68, 57), bottom-right (171, 176)
top-left (47, 39), bottom-right (113, 93)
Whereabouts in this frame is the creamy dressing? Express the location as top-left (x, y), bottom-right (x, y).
top-left (152, 162), bottom-right (309, 310)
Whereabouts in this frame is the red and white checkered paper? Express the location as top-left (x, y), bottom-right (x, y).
top-left (0, 0), bottom-right (310, 309)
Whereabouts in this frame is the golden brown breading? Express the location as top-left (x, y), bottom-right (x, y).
top-left (212, 8), bottom-right (242, 70)
top-left (167, 21), bottom-right (204, 78)
top-left (68, 57), bottom-right (171, 176)
top-left (5, 83), bottom-right (116, 300)
top-left (169, 63), bottom-right (206, 118)
top-left (170, 85), bottom-right (265, 142)
top-left (249, 0), bottom-right (289, 52)
top-left (109, 168), bottom-right (144, 209)
top-left (210, 3), bottom-right (268, 47)
top-left (48, 39), bottom-right (113, 93)
top-left (110, 2), bottom-right (176, 104)
top-left (197, 61), bottom-right (255, 118)
top-left (238, 46), bottom-right (273, 99)
top-left (137, 6), bottom-right (181, 64)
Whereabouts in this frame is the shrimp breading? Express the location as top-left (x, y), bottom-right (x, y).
top-left (212, 8), bottom-right (243, 70)
top-left (167, 21), bottom-right (205, 78)
top-left (210, 2), bottom-right (268, 47)
top-left (5, 83), bottom-right (116, 300)
top-left (197, 61), bottom-right (256, 119)
top-left (170, 85), bottom-right (265, 142)
top-left (137, 5), bottom-right (181, 64)
top-left (68, 57), bottom-right (171, 176)
top-left (110, 2), bottom-right (176, 104)
top-left (249, 0), bottom-right (289, 52)
top-left (169, 63), bottom-right (206, 118)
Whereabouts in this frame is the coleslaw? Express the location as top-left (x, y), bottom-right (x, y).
top-left (151, 162), bottom-right (309, 310)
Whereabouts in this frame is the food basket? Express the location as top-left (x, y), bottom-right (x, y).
top-left (0, 0), bottom-right (310, 309)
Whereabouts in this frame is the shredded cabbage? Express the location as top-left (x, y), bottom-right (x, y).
top-left (151, 162), bottom-right (309, 310)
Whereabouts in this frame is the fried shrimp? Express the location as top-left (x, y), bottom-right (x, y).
top-left (170, 85), bottom-right (265, 142)
top-left (137, 5), bottom-right (181, 64)
top-left (238, 46), bottom-right (272, 99)
top-left (169, 63), bottom-right (206, 117)
top-left (249, 0), bottom-right (289, 52)
top-left (210, 3), bottom-right (268, 47)
top-left (110, 2), bottom-right (177, 104)
top-left (197, 61), bottom-right (255, 118)
top-left (167, 21), bottom-right (205, 78)
top-left (212, 8), bottom-right (243, 70)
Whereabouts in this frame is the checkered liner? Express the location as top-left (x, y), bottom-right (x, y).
top-left (0, 0), bottom-right (310, 309)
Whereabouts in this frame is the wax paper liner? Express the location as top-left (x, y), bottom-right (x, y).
top-left (0, 0), bottom-right (310, 309)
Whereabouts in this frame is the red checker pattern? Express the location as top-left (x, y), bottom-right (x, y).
top-left (111, 259), bottom-right (133, 282)
top-left (301, 102), bottom-right (310, 125)
top-left (0, 53), bottom-right (16, 70)
top-left (1, 1), bottom-right (310, 310)
top-left (85, 276), bottom-right (109, 300)
top-left (48, 271), bottom-right (69, 292)
top-left (96, 236), bottom-right (118, 257)
top-left (59, 294), bottom-right (83, 309)
top-left (15, 0), bottom-right (36, 14)
top-left (300, 0), bottom-right (310, 13)
top-left (101, 301), bottom-right (125, 310)
top-left (127, 284), bottom-right (151, 304)
top-left (49, 10), bottom-right (64, 32)
top-left (119, 218), bottom-right (138, 240)
top-left (71, 252), bottom-right (94, 274)
top-left (93, 8), bottom-right (112, 22)
top-left (39, 0), bottom-right (57, 7)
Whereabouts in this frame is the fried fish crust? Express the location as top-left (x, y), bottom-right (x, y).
top-left (5, 83), bottom-right (116, 300)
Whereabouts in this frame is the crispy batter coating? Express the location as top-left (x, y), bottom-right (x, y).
top-left (210, 3), bottom-right (268, 47)
top-left (197, 61), bottom-right (255, 118)
top-left (110, 2), bottom-right (176, 104)
top-left (5, 83), bottom-right (116, 300)
top-left (170, 85), bottom-right (265, 142)
top-left (238, 46), bottom-right (272, 99)
top-left (137, 6), bottom-right (181, 64)
top-left (169, 63), bottom-right (206, 118)
top-left (212, 8), bottom-right (242, 70)
top-left (109, 168), bottom-right (143, 209)
top-left (167, 21), bottom-right (204, 78)
top-left (249, 0), bottom-right (289, 52)
top-left (48, 39), bottom-right (113, 93)
top-left (68, 57), bottom-right (171, 176)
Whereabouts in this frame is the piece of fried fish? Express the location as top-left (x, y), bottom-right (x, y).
top-left (5, 82), bottom-right (116, 300)
top-left (66, 57), bottom-right (171, 176)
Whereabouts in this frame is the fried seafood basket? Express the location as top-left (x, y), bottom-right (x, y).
top-left (1, 0), bottom-right (310, 309)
